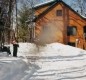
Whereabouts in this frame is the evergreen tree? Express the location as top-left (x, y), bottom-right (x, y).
top-left (18, 4), bottom-right (32, 42)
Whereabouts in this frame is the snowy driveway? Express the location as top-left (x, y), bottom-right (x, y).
top-left (27, 55), bottom-right (86, 80)
top-left (0, 56), bottom-right (40, 80)
top-left (1, 43), bottom-right (86, 80)
top-left (26, 43), bottom-right (86, 80)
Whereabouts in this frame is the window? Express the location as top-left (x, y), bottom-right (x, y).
top-left (67, 26), bottom-right (77, 36)
top-left (83, 26), bottom-right (86, 40)
top-left (56, 10), bottom-right (62, 16)
top-left (68, 42), bottom-right (75, 47)
top-left (0, 7), bottom-right (1, 13)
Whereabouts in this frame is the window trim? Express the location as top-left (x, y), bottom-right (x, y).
top-left (67, 26), bottom-right (77, 36)
top-left (83, 26), bottom-right (86, 40)
top-left (56, 10), bottom-right (62, 16)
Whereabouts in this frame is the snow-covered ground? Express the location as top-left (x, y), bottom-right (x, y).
top-left (0, 42), bottom-right (86, 80)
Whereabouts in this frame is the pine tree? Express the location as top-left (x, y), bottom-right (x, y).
top-left (18, 4), bottom-right (32, 42)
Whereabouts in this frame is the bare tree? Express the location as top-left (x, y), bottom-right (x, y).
top-left (0, 0), bottom-right (15, 45)
top-left (71, 0), bottom-right (86, 16)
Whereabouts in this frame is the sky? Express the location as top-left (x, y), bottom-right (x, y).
top-left (37, 0), bottom-right (73, 5)
top-left (18, 0), bottom-right (79, 12)
top-left (34, 0), bottom-right (78, 11)
top-left (19, 0), bottom-right (73, 7)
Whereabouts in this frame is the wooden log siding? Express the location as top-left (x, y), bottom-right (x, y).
top-left (35, 1), bottom-right (86, 49)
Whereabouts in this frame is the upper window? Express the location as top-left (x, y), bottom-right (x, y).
top-left (56, 10), bottom-right (62, 16)
top-left (67, 26), bottom-right (77, 36)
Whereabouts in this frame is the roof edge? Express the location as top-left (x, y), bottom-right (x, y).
top-left (35, 0), bottom-right (86, 21)
top-left (34, 0), bottom-right (55, 9)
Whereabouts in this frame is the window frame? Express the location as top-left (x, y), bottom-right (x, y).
top-left (67, 26), bottom-right (77, 36)
top-left (56, 10), bottom-right (62, 16)
top-left (83, 26), bottom-right (86, 40)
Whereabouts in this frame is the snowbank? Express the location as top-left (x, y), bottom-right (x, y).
top-left (1, 42), bottom-right (86, 80)
top-left (10, 42), bottom-right (38, 57)
top-left (15, 42), bottom-right (86, 57)
top-left (39, 43), bottom-right (86, 56)
top-left (18, 42), bottom-right (86, 80)
top-left (0, 57), bottom-right (30, 80)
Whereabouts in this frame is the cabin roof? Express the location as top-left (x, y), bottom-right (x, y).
top-left (33, 0), bottom-right (86, 22)
top-left (34, 0), bottom-right (54, 9)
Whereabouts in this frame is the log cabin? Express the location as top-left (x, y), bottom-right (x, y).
top-left (33, 0), bottom-right (86, 49)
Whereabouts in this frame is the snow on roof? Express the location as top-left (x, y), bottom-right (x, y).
top-left (34, 0), bottom-right (54, 8)
top-left (81, 15), bottom-right (86, 19)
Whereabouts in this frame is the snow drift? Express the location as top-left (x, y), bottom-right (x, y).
top-left (1, 42), bottom-right (86, 80)
top-left (17, 43), bottom-right (86, 80)
top-left (16, 42), bottom-right (86, 57)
